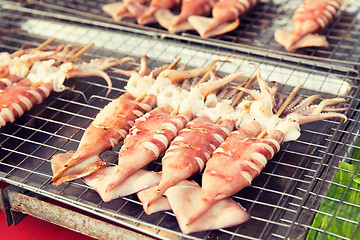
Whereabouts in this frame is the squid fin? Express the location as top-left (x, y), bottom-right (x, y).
top-left (275, 28), bottom-right (329, 51)
top-left (188, 16), bottom-right (240, 38)
top-left (102, 2), bottom-right (132, 22)
top-left (83, 168), bottom-right (160, 202)
top-left (164, 180), bottom-right (250, 234)
top-left (51, 152), bottom-right (105, 187)
top-left (274, 28), bottom-right (296, 51)
top-left (127, 1), bottom-right (148, 19)
top-left (155, 9), bottom-right (196, 33)
top-left (136, 6), bottom-right (158, 25)
top-left (170, 21), bottom-right (194, 34)
top-left (290, 33), bottom-right (329, 51)
top-left (137, 184), bottom-right (172, 215)
top-left (138, 178), bottom-right (197, 215)
top-left (155, 9), bottom-right (177, 31)
top-left (51, 151), bottom-right (75, 177)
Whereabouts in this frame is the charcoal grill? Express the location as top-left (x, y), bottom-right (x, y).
top-left (0, 1), bottom-right (360, 239)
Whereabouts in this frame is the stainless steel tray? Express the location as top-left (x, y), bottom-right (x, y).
top-left (0, 1), bottom-right (359, 239)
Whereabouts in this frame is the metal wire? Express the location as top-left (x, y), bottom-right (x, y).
top-left (0, 1), bottom-right (359, 240)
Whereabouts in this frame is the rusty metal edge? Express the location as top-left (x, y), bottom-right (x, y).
top-left (6, 189), bottom-right (156, 240)
top-left (0, 188), bottom-right (13, 226)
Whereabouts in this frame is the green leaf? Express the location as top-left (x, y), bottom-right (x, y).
top-left (306, 161), bottom-right (360, 239)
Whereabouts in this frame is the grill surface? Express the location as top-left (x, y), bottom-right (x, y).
top-left (0, 1), bottom-right (360, 240)
top-left (16, 0), bottom-right (360, 66)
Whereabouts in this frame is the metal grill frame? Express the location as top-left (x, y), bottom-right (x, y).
top-left (0, 1), bottom-right (359, 240)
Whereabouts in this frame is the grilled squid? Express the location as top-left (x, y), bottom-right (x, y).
top-left (141, 115), bottom-right (234, 213)
top-left (166, 64), bottom-right (347, 234)
top-left (138, 72), bottom-right (249, 213)
top-left (274, 0), bottom-right (343, 51)
top-left (84, 69), bottom-right (249, 202)
top-left (0, 57), bottom-right (129, 130)
top-left (185, 121), bottom-right (282, 227)
top-left (18, 56), bottom-right (139, 187)
top-left (74, 57), bottom-right (214, 191)
top-left (51, 92), bottom-right (156, 187)
top-left (100, 105), bottom-right (189, 202)
top-left (189, 0), bottom-right (260, 38)
top-left (0, 45), bottom-right (65, 89)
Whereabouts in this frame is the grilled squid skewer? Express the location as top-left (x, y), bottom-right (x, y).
top-left (274, 0), bottom-right (343, 51)
top-left (139, 72), bottom-right (249, 213)
top-left (51, 92), bottom-right (156, 187)
top-left (99, 104), bottom-right (190, 202)
top-left (168, 64), bottom-right (347, 234)
top-left (188, 0), bottom-right (259, 38)
top-left (0, 44), bottom-right (65, 89)
top-left (184, 94), bottom-right (348, 231)
top-left (185, 121), bottom-right (282, 228)
top-left (38, 56), bottom-right (139, 187)
top-left (141, 115), bottom-right (234, 214)
top-left (84, 69), bottom-right (248, 202)
top-left (0, 57), bottom-right (129, 130)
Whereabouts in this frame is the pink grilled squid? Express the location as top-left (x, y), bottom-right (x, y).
top-left (274, 0), bottom-right (343, 51)
top-left (0, 56), bottom-right (134, 132)
top-left (92, 104), bottom-right (190, 202)
top-left (186, 120), bottom-right (284, 226)
top-left (0, 79), bottom-right (52, 127)
top-left (164, 180), bottom-right (250, 234)
top-left (189, 0), bottom-right (260, 38)
top-left (141, 115), bottom-right (234, 213)
top-left (51, 92), bottom-right (156, 187)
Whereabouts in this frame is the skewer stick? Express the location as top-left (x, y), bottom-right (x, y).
top-left (231, 74), bottom-right (257, 108)
top-left (197, 59), bottom-right (231, 86)
top-left (59, 42), bottom-right (95, 68)
top-left (197, 63), bottom-right (217, 85)
top-left (0, 70), bottom-right (9, 79)
top-left (214, 74), bottom-right (257, 124)
top-left (275, 84), bottom-right (302, 117)
top-left (135, 92), bottom-right (147, 102)
top-left (170, 106), bottom-right (180, 115)
top-left (167, 57), bottom-right (181, 70)
top-left (30, 37), bottom-right (56, 54)
top-left (257, 84), bottom-right (302, 139)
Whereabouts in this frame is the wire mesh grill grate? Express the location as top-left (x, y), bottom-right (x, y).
top-left (0, 2), bottom-right (359, 240)
top-left (15, 0), bottom-right (360, 66)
